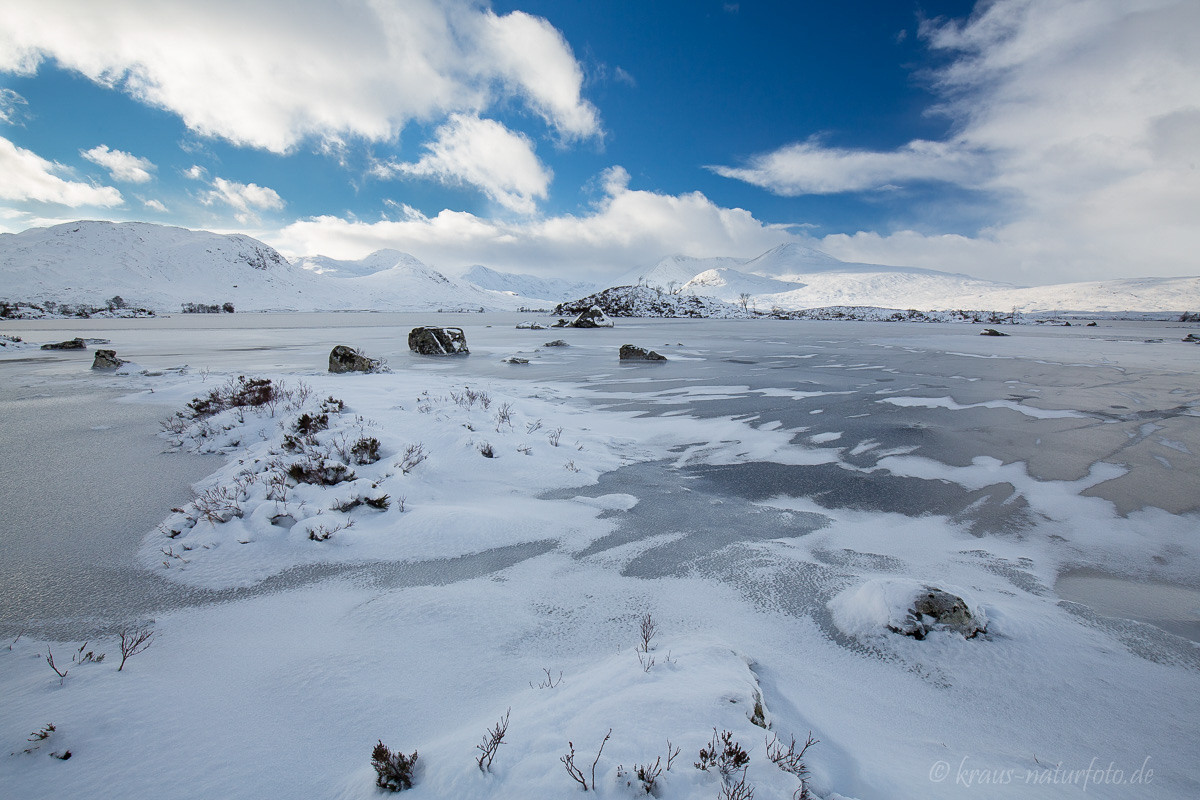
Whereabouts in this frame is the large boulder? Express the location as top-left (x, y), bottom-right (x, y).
top-left (567, 306), bottom-right (614, 328)
top-left (41, 337), bottom-right (87, 350)
top-left (408, 326), bottom-right (469, 355)
top-left (91, 349), bottom-right (126, 369)
top-left (892, 588), bottom-right (986, 640)
top-left (329, 345), bottom-right (381, 373)
top-left (619, 344), bottom-right (667, 361)
top-left (829, 579), bottom-right (987, 641)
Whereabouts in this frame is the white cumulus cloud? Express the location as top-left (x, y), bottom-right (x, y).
top-left (269, 167), bottom-right (793, 280)
top-left (0, 136), bottom-right (123, 207)
top-left (202, 177), bottom-right (284, 224)
top-left (81, 144), bottom-right (156, 183)
top-left (380, 114), bottom-right (551, 215)
top-left (0, 0), bottom-right (600, 153)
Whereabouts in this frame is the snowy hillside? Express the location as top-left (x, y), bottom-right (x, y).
top-left (456, 264), bottom-right (595, 304)
top-left (612, 242), bottom-right (1200, 315)
top-left (293, 249), bottom-right (425, 278)
top-left (613, 254), bottom-right (747, 291)
top-left (0, 222), bottom-right (533, 313)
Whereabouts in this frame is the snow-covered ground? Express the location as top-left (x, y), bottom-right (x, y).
top-left (2, 314), bottom-right (1199, 799)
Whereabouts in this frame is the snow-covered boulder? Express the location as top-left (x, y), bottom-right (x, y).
top-left (568, 306), bottom-right (614, 328)
top-left (408, 326), bottom-right (469, 355)
top-left (829, 579), bottom-right (987, 640)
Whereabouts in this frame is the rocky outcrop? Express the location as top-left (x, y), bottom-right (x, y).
top-left (619, 344), bottom-right (667, 361)
top-left (408, 326), bottom-right (469, 355)
top-left (543, 339), bottom-right (568, 347)
top-left (568, 306), bottom-right (614, 328)
top-left (329, 345), bottom-right (382, 373)
top-left (41, 337), bottom-right (87, 350)
top-left (889, 588), bottom-right (986, 640)
top-left (91, 349), bottom-right (126, 369)
top-left (980, 328), bottom-right (1009, 337)
top-left (553, 285), bottom-right (744, 318)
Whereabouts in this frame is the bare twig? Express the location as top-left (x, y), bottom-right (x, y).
top-left (638, 612), bottom-right (657, 653)
top-left (561, 728), bottom-right (611, 791)
top-left (665, 738), bottom-right (681, 771)
top-left (117, 624), bottom-right (155, 671)
top-left (45, 648), bottom-right (67, 682)
top-left (530, 667), bottom-right (563, 689)
top-left (476, 708), bottom-right (510, 772)
top-left (592, 729), bottom-right (611, 790)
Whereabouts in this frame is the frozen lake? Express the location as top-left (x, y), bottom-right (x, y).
top-left (3, 312), bottom-right (1199, 799)
top-left (2, 313), bottom-right (1198, 637)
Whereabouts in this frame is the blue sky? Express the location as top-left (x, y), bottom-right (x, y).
top-left (1, 0), bottom-right (1197, 284)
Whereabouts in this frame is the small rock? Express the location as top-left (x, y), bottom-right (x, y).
top-left (515, 321), bottom-right (546, 330)
top-left (543, 339), bottom-right (568, 347)
top-left (502, 356), bottom-right (529, 364)
top-left (329, 345), bottom-right (381, 373)
top-left (619, 344), bottom-right (667, 361)
top-left (980, 328), bottom-right (1009, 337)
top-left (408, 326), bottom-right (469, 355)
top-left (91, 349), bottom-right (126, 369)
top-left (1183, 333), bottom-right (1200, 342)
top-left (41, 337), bottom-right (87, 350)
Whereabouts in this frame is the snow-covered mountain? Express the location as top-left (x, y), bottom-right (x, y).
top-left (0, 222), bottom-right (539, 312)
top-left (612, 242), bottom-right (1200, 314)
top-left (613, 254), bottom-right (747, 290)
top-left (455, 264), bottom-right (596, 303)
top-left (293, 249), bottom-right (426, 278)
top-left (2, 220), bottom-right (1197, 315)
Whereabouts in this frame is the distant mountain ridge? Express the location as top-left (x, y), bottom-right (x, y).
top-left (0, 221), bottom-right (547, 312)
top-left (616, 242), bottom-right (1199, 314)
top-left (455, 264), bottom-right (596, 303)
top-left (1, 220), bottom-right (1196, 315)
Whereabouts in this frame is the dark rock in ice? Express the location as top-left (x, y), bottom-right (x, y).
top-left (91, 349), bottom-right (126, 369)
top-left (543, 339), bottom-right (569, 347)
top-left (41, 337), bottom-right (87, 350)
top-left (408, 326), bottom-right (469, 355)
top-left (619, 344), bottom-right (667, 361)
top-left (980, 328), bottom-right (1009, 337)
top-left (329, 344), bottom-right (382, 373)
